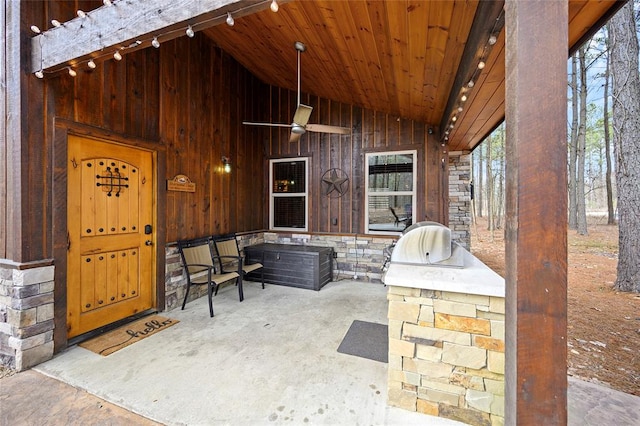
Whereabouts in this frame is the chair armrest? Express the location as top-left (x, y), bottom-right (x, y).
top-left (212, 255), bottom-right (243, 274)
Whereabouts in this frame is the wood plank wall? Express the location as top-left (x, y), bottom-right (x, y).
top-left (259, 86), bottom-right (445, 234)
top-left (14, 0), bottom-right (444, 263)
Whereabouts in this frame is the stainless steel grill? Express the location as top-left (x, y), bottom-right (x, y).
top-left (382, 222), bottom-right (464, 285)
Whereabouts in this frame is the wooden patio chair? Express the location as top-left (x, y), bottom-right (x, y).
top-left (212, 234), bottom-right (265, 291)
top-left (177, 237), bottom-right (240, 317)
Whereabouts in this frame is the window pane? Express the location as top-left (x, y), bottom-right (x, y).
top-left (273, 161), bottom-right (306, 193)
top-left (273, 197), bottom-right (306, 228)
top-left (367, 195), bottom-right (413, 232)
top-left (368, 153), bottom-right (413, 192)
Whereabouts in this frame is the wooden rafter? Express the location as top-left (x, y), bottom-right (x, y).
top-left (29, 0), bottom-right (288, 73)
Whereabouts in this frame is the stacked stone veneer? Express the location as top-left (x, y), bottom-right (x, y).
top-left (165, 232), bottom-right (396, 311)
top-left (0, 264), bottom-right (55, 371)
top-left (262, 232), bottom-right (394, 282)
top-left (387, 286), bottom-right (505, 426)
top-left (448, 150), bottom-right (472, 249)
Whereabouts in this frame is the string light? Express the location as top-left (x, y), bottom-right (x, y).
top-left (68, 67), bottom-right (77, 77)
top-left (461, 95), bottom-right (468, 102)
top-left (30, 0), bottom-right (275, 79)
top-left (477, 61), bottom-right (486, 70)
top-left (488, 35), bottom-right (497, 45)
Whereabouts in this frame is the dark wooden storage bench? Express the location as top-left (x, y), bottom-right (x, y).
top-left (244, 243), bottom-right (333, 291)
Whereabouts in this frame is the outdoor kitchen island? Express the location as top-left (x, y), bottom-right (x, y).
top-left (382, 223), bottom-right (505, 426)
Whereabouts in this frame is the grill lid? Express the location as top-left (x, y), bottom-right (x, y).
top-left (390, 222), bottom-right (463, 268)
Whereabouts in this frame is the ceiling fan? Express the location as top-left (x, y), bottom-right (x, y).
top-left (242, 41), bottom-right (351, 143)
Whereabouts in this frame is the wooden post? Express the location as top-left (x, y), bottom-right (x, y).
top-left (504, 1), bottom-right (568, 424)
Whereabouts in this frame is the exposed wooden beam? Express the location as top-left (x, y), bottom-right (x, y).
top-left (505, 0), bottom-right (568, 424)
top-left (438, 0), bottom-right (505, 141)
top-left (2, 0), bottom-right (23, 260)
top-left (30, 0), bottom-right (287, 73)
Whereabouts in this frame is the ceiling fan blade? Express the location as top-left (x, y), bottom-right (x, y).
top-left (289, 131), bottom-right (302, 143)
top-left (242, 121), bottom-right (293, 128)
top-left (305, 123), bottom-right (351, 135)
top-left (292, 104), bottom-right (313, 126)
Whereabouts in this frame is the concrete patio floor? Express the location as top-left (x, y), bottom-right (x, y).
top-left (2, 280), bottom-right (639, 425)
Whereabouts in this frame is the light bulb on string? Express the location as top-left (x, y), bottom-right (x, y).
top-left (113, 50), bottom-right (122, 61)
top-left (226, 12), bottom-right (234, 26)
top-left (461, 94), bottom-right (468, 102)
top-left (467, 80), bottom-right (475, 88)
top-left (68, 68), bottom-right (77, 77)
top-left (488, 35), bottom-right (497, 45)
top-left (88, 59), bottom-right (96, 69)
top-left (51, 19), bottom-right (62, 27)
top-left (452, 116), bottom-right (457, 122)
top-left (35, 70), bottom-right (44, 79)
top-left (77, 10), bottom-right (87, 18)
top-left (457, 106), bottom-right (463, 112)
top-left (270, 0), bottom-right (279, 12)
top-left (477, 61), bottom-right (486, 70)
top-left (30, 25), bottom-right (41, 34)
top-left (103, 0), bottom-right (113, 6)
top-left (152, 37), bottom-right (160, 48)
top-left (186, 26), bottom-right (195, 37)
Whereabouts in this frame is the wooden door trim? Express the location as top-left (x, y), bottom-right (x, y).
top-left (52, 120), bottom-right (166, 353)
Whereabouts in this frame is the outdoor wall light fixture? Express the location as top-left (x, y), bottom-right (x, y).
top-left (222, 156), bottom-right (232, 173)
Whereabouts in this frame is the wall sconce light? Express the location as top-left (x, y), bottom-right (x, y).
top-left (222, 156), bottom-right (232, 173)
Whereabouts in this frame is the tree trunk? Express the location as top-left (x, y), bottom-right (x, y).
top-left (568, 54), bottom-right (579, 229)
top-left (486, 135), bottom-right (494, 239)
top-left (477, 145), bottom-right (484, 217)
top-left (610, 2), bottom-right (640, 293)
top-left (577, 45), bottom-right (588, 235)
top-left (604, 33), bottom-right (616, 225)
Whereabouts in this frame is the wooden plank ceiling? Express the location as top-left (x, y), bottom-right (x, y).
top-left (203, 0), bottom-right (622, 151)
top-left (30, 0), bottom-right (623, 152)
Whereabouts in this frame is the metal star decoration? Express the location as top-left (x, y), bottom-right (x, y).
top-left (321, 168), bottom-right (349, 198)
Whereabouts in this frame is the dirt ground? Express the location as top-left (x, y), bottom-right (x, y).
top-left (471, 216), bottom-right (640, 396)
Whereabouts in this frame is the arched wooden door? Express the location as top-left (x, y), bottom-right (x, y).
top-left (67, 135), bottom-right (156, 338)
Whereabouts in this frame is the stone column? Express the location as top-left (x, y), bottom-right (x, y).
top-left (0, 264), bottom-right (55, 370)
top-left (448, 150), bottom-right (472, 249)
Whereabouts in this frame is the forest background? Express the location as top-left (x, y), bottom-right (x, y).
top-left (469, 2), bottom-right (639, 395)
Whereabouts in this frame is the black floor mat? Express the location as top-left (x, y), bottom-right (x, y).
top-left (337, 320), bottom-right (388, 363)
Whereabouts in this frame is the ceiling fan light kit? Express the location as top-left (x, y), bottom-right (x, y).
top-left (242, 41), bottom-right (350, 142)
